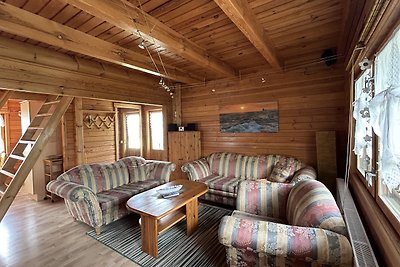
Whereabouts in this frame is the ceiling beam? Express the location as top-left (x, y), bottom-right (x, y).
top-left (0, 37), bottom-right (171, 105)
top-left (63, 0), bottom-right (236, 77)
top-left (214, 0), bottom-right (283, 70)
top-left (0, 2), bottom-right (201, 84)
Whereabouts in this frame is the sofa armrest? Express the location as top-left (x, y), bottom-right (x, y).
top-left (46, 180), bottom-right (103, 228)
top-left (181, 158), bottom-right (210, 181)
top-left (236, 180), bottom-right (293, 219)
top-left (146, 160), bottom-right (176, 183)
top-left (219, 216), bottom-right (352, 266)
top-left (290, 166), bottom-right (317, 184)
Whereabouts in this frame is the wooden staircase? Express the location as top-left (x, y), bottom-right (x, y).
top-left (0, 95), bottom-right (73, 222)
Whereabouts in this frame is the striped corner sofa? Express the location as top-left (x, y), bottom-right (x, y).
top-left (219, 179), bottom-right (353, 266)
top-left (46, 156), bottom-right (175, 234)
top-left (181, 152), bottom-right (316, 206)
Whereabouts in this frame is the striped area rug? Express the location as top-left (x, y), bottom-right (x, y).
top-left (87, 204), bottom-right (231, 267)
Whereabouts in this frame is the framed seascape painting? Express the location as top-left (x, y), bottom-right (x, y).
top-left (219, 101), bottom-right (278, 133)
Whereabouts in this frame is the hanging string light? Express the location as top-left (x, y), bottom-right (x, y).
top-left (120, 0), bottom-right (174, 99)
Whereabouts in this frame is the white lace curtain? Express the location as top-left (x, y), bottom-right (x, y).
top-left (369, 28), bottom-right (400, 191)
top-left (353, 68), bottom-right (373, 172)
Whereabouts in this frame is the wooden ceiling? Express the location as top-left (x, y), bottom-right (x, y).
top-left (0, 0), bottom-right (345, 84)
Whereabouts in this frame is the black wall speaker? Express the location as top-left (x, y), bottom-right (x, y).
top-left (168, 123), bottom-right (178, 131)
top-left (321, 48), bottom-right (337, 66)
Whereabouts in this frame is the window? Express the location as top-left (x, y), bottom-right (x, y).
top-left (126, 112), bottom-right (141, 149)
top-left (372, 28), bottom-right (400, 222)
top-left (149, 110), bottom-right (164, 150)
top-left (353, 27), bottom-right (400, 228)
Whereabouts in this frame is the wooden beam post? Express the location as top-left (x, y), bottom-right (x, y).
top-left (63, 0), bottom-right (236, 77)
top-left (0, 90), bottom-right (13, 110)
top-left (214, 0), bottom-right (283, 70)
top-left (0, 2), bottom-right (201, 84)
top-left (172, 84), bottom-right (182, 125)
top-left (74, 98), bottom-right (84, 165)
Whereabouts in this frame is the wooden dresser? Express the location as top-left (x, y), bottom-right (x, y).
top-left (168, 131), bottom-right (201, 180)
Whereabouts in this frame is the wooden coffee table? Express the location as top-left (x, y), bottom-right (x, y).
top-left (126, 179), bottom-right (208, 257)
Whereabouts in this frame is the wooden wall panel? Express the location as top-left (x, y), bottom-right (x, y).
top-left (82, 99), bottom-right (115, 164)
top-left (181, 65), bottom-right (347, 174)
top-left (7, 100), bottom-right (21, 151)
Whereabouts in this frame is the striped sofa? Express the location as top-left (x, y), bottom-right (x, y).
top-left (181, 152), bottom-right (316, 206)
top-left (219, 179), bottom-right (353, 267)
top-left (46, 156), bottom-right (175, 234)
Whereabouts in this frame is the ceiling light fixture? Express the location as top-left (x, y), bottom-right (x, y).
top-left (138, 39), bottom-right (145, 50)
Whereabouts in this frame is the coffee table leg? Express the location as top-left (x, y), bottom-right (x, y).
top-left (141, 215), bottom-right (158, 257)
top-left (186, 198), bottom-right (199, 235)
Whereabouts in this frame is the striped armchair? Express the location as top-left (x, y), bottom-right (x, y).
top-left (181, 152), bottom-right (316, 206)
top-left (47, 156), bottom-right (175, 234)
top-left (218, 180), bottom-right (353, 267)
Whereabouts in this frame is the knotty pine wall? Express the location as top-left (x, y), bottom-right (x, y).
top-left (181, 64), bottom-right (347, 175)
top-left (7, 100), bottom-right (21, 151)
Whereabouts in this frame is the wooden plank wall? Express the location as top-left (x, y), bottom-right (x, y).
top-left (7, 100), bottom-right (21, 151)
top-left (181, 64), bottom-right (347, 174)
top-left (82, 99), bottom-right (115, 164)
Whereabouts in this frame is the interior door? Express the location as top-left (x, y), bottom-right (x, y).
top-left (119, 109), bottom-right (142, 158)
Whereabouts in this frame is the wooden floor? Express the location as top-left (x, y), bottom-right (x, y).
top-left (0, 193), bottom-right (139, 267)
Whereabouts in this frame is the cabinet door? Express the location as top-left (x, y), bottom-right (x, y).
top-left (168, 132), bottom-right (201, 180)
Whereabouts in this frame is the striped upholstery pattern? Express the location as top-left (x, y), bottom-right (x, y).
top-left (199, 175), bottom-right (241, 194)
top-left (287, 180), bottom-right (348, 236)
top-left (219, 216), bottom-right (353, 267)
top-left (46, 157), bottom-right (175, 231)
top-left (182, 152), bottom-right (315, 206)
top-left (208, 152), bottom-right (248, 178)
top-left (236, 180), bottom-right (293, 219)
top-left (146, 160), bottom-right (176, 183)
top-left (97, 179), bottom-right (162, 224)
top-left (244, 155), bottom-right (274, 179)
top-left (181, 158), bottom-right (211, 181)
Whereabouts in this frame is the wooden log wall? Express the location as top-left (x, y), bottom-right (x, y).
top-left (181, 64), bottom-right (347, 174)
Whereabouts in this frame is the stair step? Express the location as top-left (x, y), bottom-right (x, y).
top-left (19, 139), bottom-right (36, 144)
top-left (9, 154), bottom-right (25, 161)
top-left (35, 113), bottom-right (53, 117)
top-left (42, 100), bottom-right (61, 106)
top-left (0, 169), bottom-right (15, 179)
top-left (27, 126), bottom-right (44, 130)
top-left (0, 184), bottom-right (7, 195)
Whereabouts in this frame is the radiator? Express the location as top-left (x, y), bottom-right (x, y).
top-left (336, 178), bottom-right (379, 267)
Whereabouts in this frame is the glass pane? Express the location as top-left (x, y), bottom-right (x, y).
top-left (150, 111), bottom-right (164, 150)
top-left (354, 68), bottom-right (373, 180)
top-left (379, 181), bottom-right (400, 221)
top-left (126, 113), bottom-right (140, 149)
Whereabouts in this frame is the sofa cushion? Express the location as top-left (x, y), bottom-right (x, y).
top-left (287, 180), bottom-right (347, 236)
top-left (57, 164), bottom-right (105, 193)
top-left (147, 161), bottom-right (174, 183)
top-left (128, 163), bottom-right (155, 183)
top-left (182, 158), bottom-right (211, 180)
top-left (244, 155), bottom-right (275, 180)
top-left (269, 156), bottom-right (301, 183)
top-left (208, 152), bottom-right (247, 178)
top-left (199, 174), bottom-right (241, 194)
top-left (99, 160), bottom-right (129, 191)
top-left (97, 179), bottom-right (162, 215)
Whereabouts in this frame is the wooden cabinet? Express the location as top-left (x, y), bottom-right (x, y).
top-left (168, 131), bottom-right (201, 180)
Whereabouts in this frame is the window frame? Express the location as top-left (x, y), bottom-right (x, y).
top-left (148, 109), bottom-right (164, 151)
top-left (353, 27), bottom-right (400, 236)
